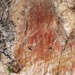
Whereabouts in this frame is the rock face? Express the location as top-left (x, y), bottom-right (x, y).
top-left (0, 0), bottom-right (75, 75)
top-left (0, 0), bottom-right (15, 59)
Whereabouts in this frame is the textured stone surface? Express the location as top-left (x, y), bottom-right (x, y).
top-left (0, 0), bottom-right (75, 75)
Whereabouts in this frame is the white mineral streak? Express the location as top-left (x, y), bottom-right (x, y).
top-left (0, 62), bottom-right (8, 75)
top-left (10, 0), bottom-right (20, 10)
top-left (66, 71), bottom-right (71, 75)
top-left (10, 58), bottom-right (60, 75)
top-left (11, 73), bottom-right (19, 75)
top-left (0, 62), bottom-right (5, 73)
top-left (54, 0), bottom-right (75, 36)
top-left (73, 70), bottom-right (75, 75)
top-left (22, 60), bottom-right (45, 75)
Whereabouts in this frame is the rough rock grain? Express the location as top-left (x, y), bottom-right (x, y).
top-left (0, 0), bottom-right (75, 75)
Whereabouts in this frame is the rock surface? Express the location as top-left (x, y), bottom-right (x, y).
top-left (0, 0), bottom-right (75, 75)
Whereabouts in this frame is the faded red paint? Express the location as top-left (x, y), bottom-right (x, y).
top-left (69, 42), bottom-right (73, 51)
top-left (14, 0), bottom-right (58, 67)
top-left (45, 28), bottom-right (56, 46)
top-left (54, 40), bottom-right (62, 51)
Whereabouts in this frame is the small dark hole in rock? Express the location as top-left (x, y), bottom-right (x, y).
top-left (17, 18), bottom-right (19, 20)
top-left (49, 47), bottom-right (52, 50)
top-left (28, 46), bottom-right (32, 50)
